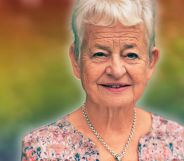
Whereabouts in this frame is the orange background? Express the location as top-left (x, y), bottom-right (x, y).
top-left (0, 0), bottom-right (183, 160)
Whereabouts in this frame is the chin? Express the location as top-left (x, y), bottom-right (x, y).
top-left (99, 97), bottom-right (136, 108)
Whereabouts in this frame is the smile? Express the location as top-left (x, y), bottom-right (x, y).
top-left (99, 83), bottom-right (131, 93)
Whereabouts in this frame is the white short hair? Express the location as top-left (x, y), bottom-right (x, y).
top-left (71, 0), bottom-right (156, 59)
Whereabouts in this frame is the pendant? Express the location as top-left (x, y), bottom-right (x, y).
top-left (115, 154), bottom-right (121, 161)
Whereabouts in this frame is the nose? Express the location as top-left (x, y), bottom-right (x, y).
top-left (105, 57), bottom-right (126, 79)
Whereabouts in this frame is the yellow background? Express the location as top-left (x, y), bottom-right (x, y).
top-left (0, 0), bottom-right (183, 160)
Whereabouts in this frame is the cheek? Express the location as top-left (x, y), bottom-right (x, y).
top-left (80, 64), bottom-right (101, 85)
top-left (130, 68), bottom-right (149, 101)
top-left (131, 66), bottom-right (147, 79)
top-left (128, 64), bottom-right (150, 89)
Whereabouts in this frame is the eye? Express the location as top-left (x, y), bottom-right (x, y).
top-left (127, 53), bottom-right (139, 59)
top-left (92, 52), bottom-right (107, 57)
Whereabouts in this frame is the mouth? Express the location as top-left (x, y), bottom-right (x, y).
top-left (99, 83), bottom-right (131, 92)
top-left (100, 84), bottom-right (130, 88)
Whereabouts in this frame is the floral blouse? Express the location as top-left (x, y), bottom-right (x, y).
top-left (21, 113), bottom-right (184, 161)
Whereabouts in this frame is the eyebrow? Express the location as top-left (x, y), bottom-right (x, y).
top-left (94, 44), bottom-right (112, 53)
top-left (93, 43), bottom-right (137, 53)
top-left (123, 44), bottom-right (136, 49)
top-left (120, 43), bottom-right (137, 53)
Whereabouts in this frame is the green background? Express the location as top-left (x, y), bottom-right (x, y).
top-left (0, 0), bottom-right (183, 161)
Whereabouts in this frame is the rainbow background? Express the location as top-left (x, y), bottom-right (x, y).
top-left (0, 0), bottom-right (183, 161)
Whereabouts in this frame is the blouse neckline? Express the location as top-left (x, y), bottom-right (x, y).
top-left (59, 112), bottom-right (158, 159)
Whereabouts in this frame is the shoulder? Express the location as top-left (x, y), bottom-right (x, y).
top-left (21, 115), bottom-right (74, 160)
top-left (138, 113), bottom-right (184, 160)
top-left (21, 115), bottom-right (99, 160)
top-left (151, 114), bottom-right (184, 140)
top-left (22, 115), bottom-right (71, 144)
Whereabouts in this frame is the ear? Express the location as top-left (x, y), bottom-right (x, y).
top-left (147, 47), bottom-right (160, 80)
top-left (69, 44), bottom-right (81, 79)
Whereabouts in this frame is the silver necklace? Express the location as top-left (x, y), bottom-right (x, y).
top-left (81, 105), bottom-right (136, 161)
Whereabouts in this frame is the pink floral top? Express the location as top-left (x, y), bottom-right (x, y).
top-left (21, 113), bottom-right (184, 161)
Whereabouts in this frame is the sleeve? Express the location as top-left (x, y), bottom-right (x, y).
top-left (175, 125), bottom-right (184, 158)
top-left (21, 134), bottom-right (41, 161)
top-left (169, 121), bottom-right (184, 159)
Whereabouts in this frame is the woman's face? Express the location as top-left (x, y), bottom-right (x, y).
top-left (70, 23), bottom-right (159, 108)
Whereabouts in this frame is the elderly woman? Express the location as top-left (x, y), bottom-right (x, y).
top-left (21, 0), bottom-right (184, 160)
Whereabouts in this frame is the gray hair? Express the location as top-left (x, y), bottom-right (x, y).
top-left (71, 0), bottom-right (156, 59)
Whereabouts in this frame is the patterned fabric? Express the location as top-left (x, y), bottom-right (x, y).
top-left (21, 113), bottom-right (184, 161)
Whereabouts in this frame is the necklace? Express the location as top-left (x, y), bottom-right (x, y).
top-left (81, 105), bottom-right (136, 161)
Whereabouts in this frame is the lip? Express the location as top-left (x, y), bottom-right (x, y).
top-left (99, 83), bottom-right (131, 93)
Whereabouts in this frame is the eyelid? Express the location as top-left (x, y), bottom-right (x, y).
top-left (122, 48), bottom-right (139, 55)
top-left (121, 51), bottom-right (138, 56)
top-left (90, 49), bottom-right (109, 55)
top-left (92, 52), bottom-right (108, 57)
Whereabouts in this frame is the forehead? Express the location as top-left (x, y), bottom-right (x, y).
top-left (85, 23), bottom-right (146, 42)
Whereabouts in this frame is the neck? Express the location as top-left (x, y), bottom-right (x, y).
top-left (84, 99), bottom-right (135, 134)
